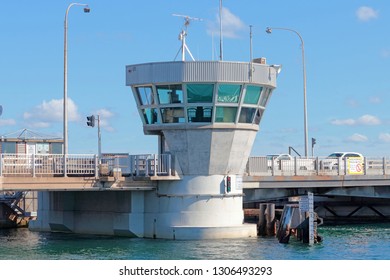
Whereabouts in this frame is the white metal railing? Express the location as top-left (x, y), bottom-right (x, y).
top-left (130, 154), bottom-right (172, 176)
top-left (2, 153), bottom-right (389, 178)
top-left (246, 156), bottom-right (390, 176)
top-left (0, 153), bottom-right (173, 178)
top-left (0, 153), bottom-right (96, 176)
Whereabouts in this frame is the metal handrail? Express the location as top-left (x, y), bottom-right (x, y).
top-left (246, 156), bottom-right (390, 176)
top-left (2, 153), bottom-right (388, 178)
top-left (0, 153), bottom-right (173, 178)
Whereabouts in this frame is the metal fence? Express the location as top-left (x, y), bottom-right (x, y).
top-left (0, 153), bottom-right (173, 178)
top-left (0, 153), bottom-right (97, 176)
top-left (246, 156), bottom-right (390, 176)
top-left (130, 154), bottom-right (172, 176)
top-left (2, 153), bottom-right (388, 178)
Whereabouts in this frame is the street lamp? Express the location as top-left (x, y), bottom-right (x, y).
top-left (266, 27), bottom-right (309, 157)
top-left (63, 3), bottom-right (90, 175)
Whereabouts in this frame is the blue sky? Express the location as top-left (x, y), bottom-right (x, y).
top-left (1, 0), bottom-right (390, 157)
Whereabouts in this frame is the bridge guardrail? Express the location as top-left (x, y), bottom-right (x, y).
top-left (0, 153), bottom-right (173, 178)
top-left (246, 156), bottom-right (390, 176)
top-left (1, 153), bottom-right (388, 178)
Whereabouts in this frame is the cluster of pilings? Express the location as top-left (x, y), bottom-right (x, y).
top-left (257, 203), bottom-right (277, 236)
top-left (257, 203), bottom-right (322, 244)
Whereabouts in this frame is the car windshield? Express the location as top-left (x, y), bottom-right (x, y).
top-left (327, 153), bottom-right (343, 158)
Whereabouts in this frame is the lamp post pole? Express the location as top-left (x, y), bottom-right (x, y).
top-left (266, 27), bottom-right (309, 157)
top-left (63, 3), bottom-right (90, 175)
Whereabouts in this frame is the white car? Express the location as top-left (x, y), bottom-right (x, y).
top-left (267, 154), bottom-right (316, 171)
top-left (322, 152), bottom-right (363, 170)
top-left (266, 154), bottom-right (293, 170)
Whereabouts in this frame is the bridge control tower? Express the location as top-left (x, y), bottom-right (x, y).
top-left (126, 60), bottom-right (280, 238)
top-left (28, 18), bottom-right (280, 239)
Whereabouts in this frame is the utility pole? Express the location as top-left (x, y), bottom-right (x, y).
top-left (86, 114), bottom-right (101, 161)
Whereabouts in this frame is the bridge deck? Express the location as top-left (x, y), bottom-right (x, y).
top-left (1, 153), bottom-right (390, 193)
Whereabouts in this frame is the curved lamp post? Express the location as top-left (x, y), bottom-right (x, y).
top-left (63, 3), bottom-right (90, 175)
top-left (266, 27), bottom-right (308, 157)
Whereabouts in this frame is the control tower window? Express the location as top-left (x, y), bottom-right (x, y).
top-left (187, 106), bottom-right (213, 123)
top-left (161, 107), bottom-right (185, 123)
top-left (215, 106), bottom-right (237, 123)
top-left (157, 85), bottom-right (183, 104)
top-left (217, 84), bottom-right (241, 103)
top-left (244, 85), bottom-right (262, 105)
top-left (142, 108), bottom-right (159, 124)
top-left (187, 84), bottom-right (214, 103)
top-left (254, 109), bottom-right (263, 125)
top-left (238, 107), bottom-right (257, 123)
top-left (135, 86), bottom-right (154, 105)
top-left (259, 88), bottom-right (271, 107)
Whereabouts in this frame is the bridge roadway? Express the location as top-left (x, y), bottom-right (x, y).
top-left (1, 154), bottom-right (390, 201)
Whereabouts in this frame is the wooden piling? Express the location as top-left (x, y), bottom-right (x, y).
top-left (265, 203), bottom-right (276, 236)
top-left (258, 204), bottom-right (266, 236)
top-left (258, 203), bottom-right (276, 236)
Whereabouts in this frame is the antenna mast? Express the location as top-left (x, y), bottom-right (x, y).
top-left (173, 14), bottom-right (203, 61)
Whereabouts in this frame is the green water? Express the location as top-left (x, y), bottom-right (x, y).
top-left (0, 223), bottom-right (389, 260)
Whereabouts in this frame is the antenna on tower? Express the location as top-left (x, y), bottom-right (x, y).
top-left (172, 14), bottom-right (203, 61)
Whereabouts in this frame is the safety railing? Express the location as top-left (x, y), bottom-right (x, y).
top-left (0, 153), bottom-right (96, 177)
top-left (130, 154), bottom-right (172, 176)
top-left (0, 153), bottom-right (173, 178)
top-left (246, 156), bottom-right (390, 176)
top-left (2, 153), bottom-right (388, 178)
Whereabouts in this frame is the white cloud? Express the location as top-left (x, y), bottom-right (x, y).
top-left (0, 119), bottom-right (16, 126)
top-left (331, 118), bottom-right (356, 126)
top-left (207, 7), bottom-right (246, 39)
top-left (379, 133), bottom-right (390, 142)
top-left (24, 98), bottom-right (81, 125)
top-left (27, 121), bottom-right (51, 129)
top-left (369, 96), bottom-right (381, 104)
top-left (331, 114), bottom-right (381, 126)
top-left (358, 114), bottom-right (381, 125)
top-left (347, 133), bottom-right (368, 142)
top-left (356, 6), bottom-right (378, 22)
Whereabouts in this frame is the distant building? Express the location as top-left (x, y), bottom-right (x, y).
top-left (0, 129), bottom-right (63, 154)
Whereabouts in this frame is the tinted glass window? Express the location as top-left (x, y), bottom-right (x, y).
top-left (215, 107), bottom-right (237, 122)
top-left (259, 88), bottom-right (271, 107)
top-left (161, 108), bottom-right (185, 123)
top-left (244, 85), bottom-right (262, 104)
top-left (217, 84), bottom-right (241, 103)
top-left (254, 109), bottom-right (262, 125)
top-left (136, 86), bottom-right (154, 105)
top-left (187, 106), bottom-right (212, 123)
top-left (142, 108), bottom-right (159, 124)
top-left (238, 107), bottom-right (257, 123)
top-left (187, 84), bottom-right (214, 103)
top-left (157, 85), bottom-right (183, 104)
